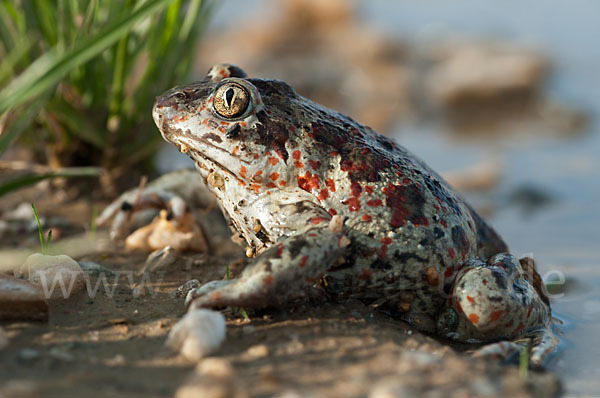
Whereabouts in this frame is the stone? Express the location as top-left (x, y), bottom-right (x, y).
top-left (0, 274), bottom-right (49, 321)
top-left (166, 309), bottom-right (226, 361)
top-left (16, 253), bottom-right (85, 299)
top-left (126, 210), bottom-right (208, 253)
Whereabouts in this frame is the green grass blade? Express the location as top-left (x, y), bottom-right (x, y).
top-left (0, 167), bottom-right (103, 197)
top-left (31, 203), bottom-right (46, 251)
top-left (0, 89), bottom-right (52, 156)
top-left (45, 97), bottom-right (107, 148)
top-left (46, 229), bottom-right (52, 249)
top-left (0, 0), bottom-right (173, 114)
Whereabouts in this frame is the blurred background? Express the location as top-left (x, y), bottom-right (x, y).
top-left (1, 0), bottom-right (599, 395)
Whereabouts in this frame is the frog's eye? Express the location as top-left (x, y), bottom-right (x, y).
top-left (213, 82), bottom-right (250, 119)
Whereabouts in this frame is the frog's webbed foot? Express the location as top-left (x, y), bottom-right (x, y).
top-left (97, 169), bottom-right (214, 241)
top-left (186, 217), bottom-right (349, 309)
top-left (439, 253), bottom-right (555, 366)
top-left (471, 327), bottom-right (558, 368)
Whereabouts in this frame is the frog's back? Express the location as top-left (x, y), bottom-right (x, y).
top-left (262, 86), bottom-right (509, 297)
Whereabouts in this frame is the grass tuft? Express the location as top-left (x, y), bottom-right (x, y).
top-left (0, 0), bottom-right (215, 192)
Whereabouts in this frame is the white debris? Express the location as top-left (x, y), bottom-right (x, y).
top-left (16, 253), bottom-right (85, 299)
top-left (166, 309), bottom-right (226, 361)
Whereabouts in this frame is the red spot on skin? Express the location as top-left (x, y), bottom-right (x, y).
top-left (456, 301), bottom-right (463, 313)
top-left (292, 150), bottom-right (301, 160)
top-left (448, 248), bottom-right (455, 259)
top-left (268, 157), bottom-right (279, 165)
top-left (444, 267), bottom-right (454, 277)
top-left (490, 310), bottom-right (505, 322)
top-left (360, 269), bottom-right (372, 280)
top-left (240, 121), bottom-right (247, 127)
top-left (362, 214), bottom-right (372, 222)
top-left (308, 233), bottom-right (317, 237)
top-left (297, 171), bottom-right (321, 193)
top-left (411, 216), bottom-right (430, 227)
top-left (255, 170), bottom-right (262, 175)
top-left (252, 183), bottom-right (261, 193)
top-left (513, 323), bottom-right (525, 334)
top-left (331, 151), bottom-right (338, 157)
top-left (238, 179), bottom-right (246, 186)
top-left (466, 295), bottom-right (474, 303)
top-left (361, 147), bottom-right (370, 155)
top-left (308, 159), bottom-right (321, 170)
top-left (482, 279), bottom-right (488, 285)
top-left (468, 313), bottom-right (480, 324)
top-left (365, 186), bottom-right (374, 194)
top-left (253, 153), bottom-right (260, 159)
top-left (239, 166), bottom-right (247, 178)
top-left (379, 244), bottom-right (388, 259)
top-left (326, 178), bottom-right (336, 192)
top-left (340, 160), bottom-right (353, 171)
top-left (344, 197), bottom-right (361, 212)
top-left (294, 160), bottom-right (304, 168)
top-left (351, 181), bottom-right (362, 197)
top-left (402, 178), bottom-right (411, 185)
top-left (328, 208), bottom-right (337, 216)
top-left (289, 126), bottom-right (295, 133)
top-left (275, 244), bottom-right (284, 258)
top-left (270, 172), bottom-right (280, 181)
top-left (299, 256), bottom-right (308, 268)
top-left (279, 180), bottom-right (286, 186)
top-left (232, 146), bottom-right (239, 155)
top-left (366, 199), bottom-right (383, 207)
top-left (264, 275), bottom-right (273, 285)
top-left (440, 219), bottom-right (448, 228)
top-left (275, 149), bottom-right (286, 160)
top-left (311, 217), bottom-right (326, 225)
top-left (381, 237), bottom-right (393, 245)
top-left (318, 189), bottom-right (329, 201)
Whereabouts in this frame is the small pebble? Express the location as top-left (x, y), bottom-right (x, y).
top-left (166, 309), bottom-right (226, 361)
top-left (17, 253), bottom-right (85, 299)
top-left (78, 261), bottom-right (116, 276)
top-left (245, 344), bottom-right (269, 359)
top-left (0, 275), bottom-right (49, 321)
top-left (196, 357), bottom-right (234, 379)
top-left (171, 279), bottom-right (201, 298)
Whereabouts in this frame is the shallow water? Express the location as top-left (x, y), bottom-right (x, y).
top-left (202, 1), bottom-right (600, 395)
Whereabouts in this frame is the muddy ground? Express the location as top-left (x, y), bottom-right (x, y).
top-left (0, 186), bottom-right (561, 397)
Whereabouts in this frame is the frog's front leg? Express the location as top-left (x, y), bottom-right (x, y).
top-left (186, 216), bottom-right (349, 309)
top-left (439, 253), bottom-right (556, 366)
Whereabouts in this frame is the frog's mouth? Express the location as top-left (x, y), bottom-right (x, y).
top-left (154, 115), bottom-right (253, 185)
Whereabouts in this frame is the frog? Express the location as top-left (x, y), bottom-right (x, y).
top-left (149, 63), bottom-right (555, 365)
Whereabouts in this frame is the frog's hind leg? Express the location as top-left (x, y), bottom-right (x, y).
top-left (438, 254), bottom-right (556, 366)
top-left (186, 217), bottom-right (349, 309)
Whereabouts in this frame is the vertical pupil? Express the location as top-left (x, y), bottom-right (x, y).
top-left (225, 88), bottom-right (235, 108)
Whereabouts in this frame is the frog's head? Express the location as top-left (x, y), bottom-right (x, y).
top-left (152, 63), bottom-right (311, 198)
top-left (154, 64), bottom-right (341, 249)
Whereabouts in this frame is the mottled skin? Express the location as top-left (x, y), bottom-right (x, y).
top-left (153, 64), bottom-right (554, 364)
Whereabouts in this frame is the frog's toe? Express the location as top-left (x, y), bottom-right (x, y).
top-left (185, 280), bottom-right (234, 308)
top-left (471, 327), bottom-right (558, 368)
